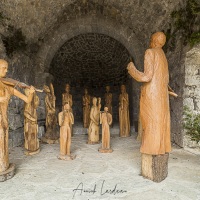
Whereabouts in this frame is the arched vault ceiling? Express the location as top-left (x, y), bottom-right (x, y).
top-left (50, 33), bottom-right (130, 87)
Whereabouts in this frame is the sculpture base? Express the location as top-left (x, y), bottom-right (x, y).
top-left (98, 148), bottom-right (113, 153)
top-left (41, 137), bottom-right (59, 144)
top-left (57, 154), bottom-right (76, 161)
top-left (141, 153), bottom-right (169, 183)
top-left (25, 148), bottom-right (40, 156)
top-left (87, 140), bottom-right (100, 145)
top-left (0, 163), bottom-right (15, 182)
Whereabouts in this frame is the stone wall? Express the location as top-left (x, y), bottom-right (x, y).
top-left (183, 43), bottom-right (200, 149)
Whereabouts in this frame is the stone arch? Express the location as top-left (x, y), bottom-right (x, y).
top-left (34, 15), bottom-right (144, 125)
top-left (35, 16), bottom-right (144, 80)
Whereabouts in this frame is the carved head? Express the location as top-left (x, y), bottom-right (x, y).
top-left (120, 85), bottom-right (126, 93)
top-left (106, 86), bottom-right (110, 92)
top-left (150, 32), bottom-right (166, 48)
top-left (65, 84), bottom-right (70, 93)
top-left (84, 88), bottom-right (88, 95)
top-left (0, 59), bottom-right (8, 78)
top-left (92, 97), bottom-right (97, 106)
top-left (104, 106), bottom-right (108, 112)
top-left (63, 102), bottom-right (70, 110)
top-left (43, 85), bottom-right (50, 93)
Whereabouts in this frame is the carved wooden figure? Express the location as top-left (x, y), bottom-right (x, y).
top-left (99, 107), bottom-right (113, 153)
top-left (42, 84), bottom-right (59, 144)
top-left (119, 85), bottom-right (130, 137)
top-left (0, 59), bottom-right (35, 181)
top-left (104, 86), bottom-right (112, 115)
top-left (58, 103), bottom-right (75, 160)
top-left (62, 83), bottom-right (72, 110)
top-left (83, 88), bottom-right (91, 128)
top-left (87, 97), bottom-right (101, 144)
top-left (24, 89), bottom-right (40, 155)
top-left (62, 83), bottom-right (73, 136)
top-left (127, 32), bottom-right (177, 182)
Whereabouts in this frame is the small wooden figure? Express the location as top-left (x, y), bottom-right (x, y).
top-left (87, 97), bottom-right (101, 144)
top-left (83, 88), bottom-right (91, 128)
top-left (99, 107), bottom-right (113, 153)
top-left (119, 85), bottom-right (130, 137)
top-left (42, 84), bottom-right (59, 144)
top-left (24, 88), bottom-right (40, 155)
top-left (58, 103), bottom-right (75, 160)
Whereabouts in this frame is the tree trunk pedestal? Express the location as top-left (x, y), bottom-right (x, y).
top-left (141, 153), bottom-right (169, 182)
top-left (0, 163), bottom-right (16, 182)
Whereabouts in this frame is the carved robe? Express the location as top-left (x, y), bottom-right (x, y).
top-left (45, 93), bottom-right (57, 139)
top-left (119, 92), bottom-right (130, 137)
top-left (128, 48), bottom-right (171, 155)
top-left (100, 112), bottom-right (112, 149)
top-left (104, 92), bottom-right (112, 115)
top-left (83, 94), bottom-right (91, 128)
top-left (88, 105), bottom-right (100, 143)
top-left (0, 82), bottom-right (13, 172)
top-left (58, 110), bottom-right (74, 156)
top-left (24, 93), bottom-right (39, 152)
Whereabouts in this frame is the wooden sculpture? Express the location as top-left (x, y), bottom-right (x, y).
top-left (62, 83), bottom-right (73, 136)
top-left (99, 107), bottom-right (113, 153)
top-left (104, 86), bottom-right (112, 115)
top-left (119, 85), bottom-right (130, 137)
top-left (24, 88), bottom-right (40, 155)
top-left (42, 84), bottom-right (59, 144)
top-left (58, 103), bottom-right (75, 160)
top-left (62, 83), bottom-right (72, 109)
top-left (87, 97), bottom-right (101, 144)
top-left (127, 32), bottom-right (177, 182)
top-left (83, 88), bottom-right (91, 128)
top-left (0, 59), bottom-right (35, 182)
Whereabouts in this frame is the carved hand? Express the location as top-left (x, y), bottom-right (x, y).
top-left (127, 62), bottom-right (136, 70)
top-left (29, 86), bottom-right (36, 94)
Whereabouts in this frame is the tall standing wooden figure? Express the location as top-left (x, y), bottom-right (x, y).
top-left (127, 32), bottom-right (177, 182)
top-left (83, 88), bottom-right (91, 128)
top-left (0, 59), bottom-right (35, 182)
top-left (24, 88), bottom-right (40, 155)
top-left (58, 103), bottom-right (75, 160)
top-left (62, 83), bottom-right (73, 136)
top-left (104, 86), bottom-right (113, 126)
top-left (119, 85), bottom-right (130, 137)
top-left (88, 97), bottom-right (101, 144)
top-left (99, 107), bottom-right (113, 153)
top-left (42, 84), bottom-right (59, 144)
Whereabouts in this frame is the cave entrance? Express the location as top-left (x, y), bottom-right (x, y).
top-left (49, 33), bottom-right (134, 128)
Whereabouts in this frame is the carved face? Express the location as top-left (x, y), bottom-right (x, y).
top-left (121, 85), bottom-right (126, 93)
top-left (93, 97), bottom-right (97, 106)
top-left (106, 86), bottom-right (110, 92)
top-left (104, 107), bottom-right (108, 112)
top-left (64, 103), bottom-right (70, 110)
top-left (0, 60), bottom-right (8, 78)
top-left (65, 84), bottom-right (70, 93)
top-left (84, 88), bottom-right (88, 95)
top-left (149, 32), bottom-right (166, 48)
top-left (43, 85), bottom-right (50, 93)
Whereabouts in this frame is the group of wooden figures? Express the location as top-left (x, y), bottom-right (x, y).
top-left (0, 32), bottom-right (176, 182)
top-left (15, 80), bottom-right (131, 162)
top-left (46, 83), bottom-right (131, 160)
